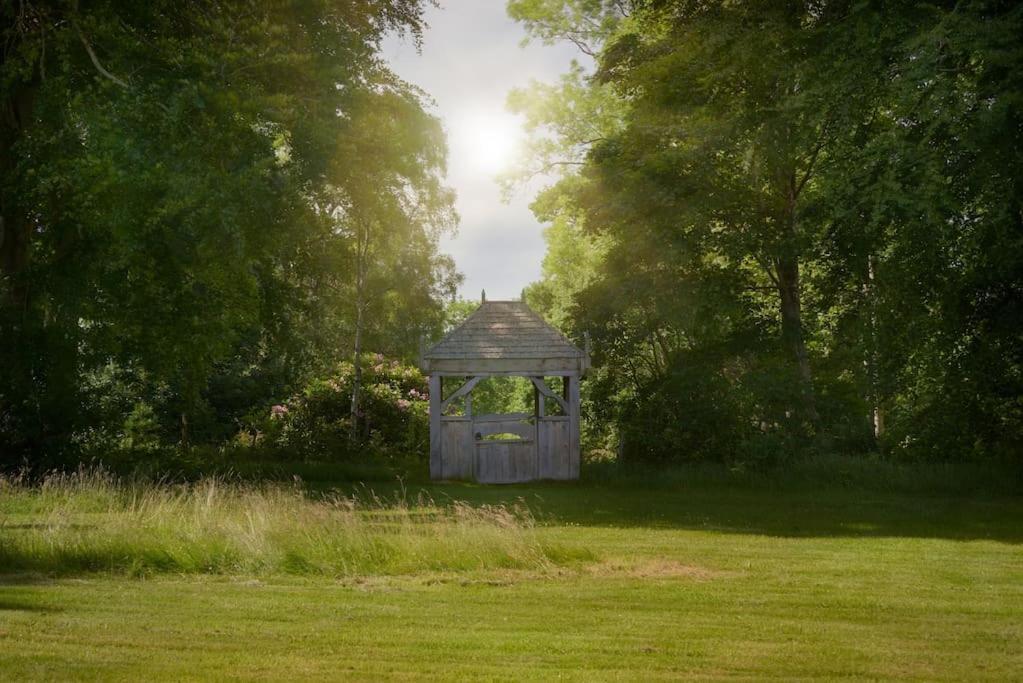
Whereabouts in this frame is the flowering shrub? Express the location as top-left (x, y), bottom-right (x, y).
top-left (262, 354), bottom-right (429, 460)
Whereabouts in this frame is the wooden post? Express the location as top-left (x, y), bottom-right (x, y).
top-left (535, 377), bottom-right (545, 418)
top-left (534, 376), bottom-right (544, 480)
top-left (567, 375), bottom-right (581, 478)
top-left (429, 374), bottom-right (442, 479)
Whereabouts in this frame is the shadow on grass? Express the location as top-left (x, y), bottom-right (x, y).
top-left (0, 598), bottom-right (61, 612)
top-left (0, 574), bottom-right (63, 611)
top-left (374, 480), bottom-right (1023, 544)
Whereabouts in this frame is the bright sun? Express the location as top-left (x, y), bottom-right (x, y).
top-left (451, 108), bottom-right (522, 175)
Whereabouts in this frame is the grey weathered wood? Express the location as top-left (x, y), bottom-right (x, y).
top-left (429, 374), bottom-right (442, 479)
top-left (476, 440), bottom-right (535, 484)
top-left (473, 419), bottom-right (534, 441)
top-left (473, 412), bottom-right (531, 423)
top-left (426, 300), bottom-right (589, 483)
top-left (534, 379), bottom-right (544, 479)
top-left (426, 357), bottom-right (586, 375)
top-left (440, 375), bottom-right (483, 412)
top-left (567, 375), bottom-right (581, 479)
top-left (528, 377), bottom-right (568, 413)
top-left (440, 419), bottom-right (473, 479)
top-left (433, 369), bottom-right (580, 378)
top-left (422, 301), bottom-right (590, 376)
top-left (537, 418), bottom-right (570, 479)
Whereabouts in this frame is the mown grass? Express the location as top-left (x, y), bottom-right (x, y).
top-left (0, 468), bottom-right (586, 577)
top-left (1, 464), bottom-right (1021, 680)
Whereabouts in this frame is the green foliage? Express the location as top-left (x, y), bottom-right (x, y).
top-left (510, 0), bottom-right (1023, 465)
top-left (460, 376), bottom-right (534, 416)
top-left (1, 0), bottom-right (456, 464)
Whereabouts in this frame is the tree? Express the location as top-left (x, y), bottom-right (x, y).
top-left (0, 0), bottom-right (453, 461)
top-left (509, 0), bottom-right (1023, 462)
top-left (319, 84), bottom-right (458, 440)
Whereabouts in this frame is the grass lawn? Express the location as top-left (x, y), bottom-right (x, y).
top-left (1, 476), bottom-right (1021, 680)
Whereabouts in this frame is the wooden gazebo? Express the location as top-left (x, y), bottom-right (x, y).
top-left (421, 297), bottom-right (589, 483)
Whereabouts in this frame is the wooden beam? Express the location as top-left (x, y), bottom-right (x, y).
top-left (429, 375), bottom-right (442, 479)
top-left (440, 376), bottom-right (483, 413)
top-left (433, 370), bottom-right (580, 378)
top-left (426, 357), bottom-right (587, 375)
top-left (567, 375), bottom-right (581, 479)
top-left (534, 377), bottom-right (544, 419)
top-left (473, 412), bottom-right (532, 423)
top-left (528, 377), bottom-right (568, 414)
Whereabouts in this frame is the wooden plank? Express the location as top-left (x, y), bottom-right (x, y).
top-left (474, 420), bottom-right (534, 441)
top-left (538, 418), bottom-right (570, 479)
top-left (473, 412), bottom-right (531, 423)
top-left (429, 374), bottom-right (441, 479)
top-left (433, 370), bottom-right (580, 378)
top-left (476, 440), bottom-right (535, 484)
top-left (426, 357), bottom-right (587, 375)
top-left (534, 378), bottom-right (543, 481)
top-left (568, 375), bottom-right (581, 479)
top-left (441, 420), bottom-right (473, 479)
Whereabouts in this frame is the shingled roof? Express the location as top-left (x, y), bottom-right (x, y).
top-left (422, 301), bottom-right (589, 375)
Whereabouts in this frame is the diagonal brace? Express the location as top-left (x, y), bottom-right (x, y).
top-left (441, 376), bottom-right (484, 412)
top-left (528, 377), bottom-right (568, 414)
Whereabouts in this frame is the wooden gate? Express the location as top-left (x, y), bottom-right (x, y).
top-left (439, 413), bottom-right (537, 482)
top-left (473, 413), bottom-right (535, 484)
top-left (438, 412), bottom-right (574, 483)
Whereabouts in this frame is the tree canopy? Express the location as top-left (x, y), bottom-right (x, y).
top-left (2, 0), bottom-right (1019, 468)
top-left (1, 0), bottom-right (457, 461)
top-left (511, 0), bottom-right (1022, 463)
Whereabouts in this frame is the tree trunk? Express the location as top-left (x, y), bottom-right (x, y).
top-left (349, 221), bottom-right (369, 442)
top-left (350, 297), bottom-right (364, 441)
top-left (863, 254), bottom-right (884, 445)
top-left (776, 255), bottom-right (819, 425)
top-left (1, 85), bottom-right (36, 309)
top-left (180, 412), bottom-right (190, 449)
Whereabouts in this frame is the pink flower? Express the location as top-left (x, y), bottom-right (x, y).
top-left (270, 404), bottom-right (289, 419)
top-left (373, 353), bottom-right (384, 363)
top-left (396, 399), bottom-right (411, 411)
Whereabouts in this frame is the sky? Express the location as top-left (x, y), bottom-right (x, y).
top-left (382, 1), bottom-right (580, 301)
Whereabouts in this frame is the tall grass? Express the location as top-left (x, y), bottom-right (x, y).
top-left (0, 468), bottom-right (586, 578)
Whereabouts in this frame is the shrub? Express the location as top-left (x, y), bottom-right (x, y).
top-left (257, 354), bottom-right (429, 461)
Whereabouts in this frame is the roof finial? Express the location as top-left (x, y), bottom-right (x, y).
top-left (481, 289), bottom-right (486, 303)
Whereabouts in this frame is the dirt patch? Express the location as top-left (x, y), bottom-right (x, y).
top-left (587, 558), bottom-right (729, 580)
top-left (319, 559), bottom-right (730, 591)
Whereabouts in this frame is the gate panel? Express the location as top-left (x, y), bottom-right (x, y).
top-left (538, 417), bottom-right (572, 479)
top-left (473, 413), bottom-right (536, 484)
top-left (440, 418), bottom-right (473, 479)
top-left (475, 440), bottom-right (535, 483)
